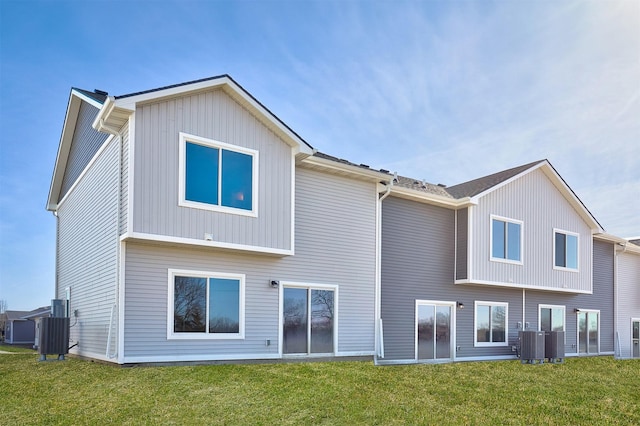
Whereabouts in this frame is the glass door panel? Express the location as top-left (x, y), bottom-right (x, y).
top-left (632, 321), bottom-right (639, 358)
top-left (417, 305), bottom-right (435, 360)
top-left (435, 306), bottom-right (451, 359)
top-left (283, 287), bottom-right (308, 354)
top-left (578, 313), bottom-right (587, 353)
top-left (588, 313), bottom-right (598, 354)
top-left (310, 290), bottom-right (334, 353)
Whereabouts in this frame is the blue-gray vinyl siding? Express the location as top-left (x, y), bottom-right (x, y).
top-left (56, 136), bottom-right (120, 360)
top-left (523, 240), bottom-right (614, 355)
top-left (456, 208), bottom-right (468, 280)
top-left (132, 88), bottom-right (293, 252)
top-left (469, 168), bottom-right (593, 292)
top-left (59, 101), bottom-right (110, 201)
top-left (122, 167), bottom-right (377, 362)
top-left (381, 196), bottom-right (523, 362)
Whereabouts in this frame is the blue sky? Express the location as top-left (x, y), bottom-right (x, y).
top-left (1, 0), bottom-right (638, 311)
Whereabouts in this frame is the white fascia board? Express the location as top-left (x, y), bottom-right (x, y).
top-left (47, 92), bottom-right (83, 211)
top-left (389, 186), bottom-right (474, 209)
top-left (71, 89), bottom-right (104, 109)
top-left (301, 155), bottom-right (393, 182)
top-left (113, 76), bottom-right (313, 155)
top-left (594, 233), bottom-right (640, 255)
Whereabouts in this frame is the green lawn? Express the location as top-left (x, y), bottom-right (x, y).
top-left (1, 352), bottom-right (638, 425)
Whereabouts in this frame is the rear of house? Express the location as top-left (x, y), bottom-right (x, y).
top-left (47, 74), bottom-right (634, 365)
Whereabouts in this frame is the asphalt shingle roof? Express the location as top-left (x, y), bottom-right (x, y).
top-left (445, 160), bottom-right (546, 199)
top-left (73, 88), bottom-right (108, 104)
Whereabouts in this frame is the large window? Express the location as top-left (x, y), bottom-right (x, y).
top-left (168, 269), bottom-right (244, 339)
top-left (539, 305), bottom-right (565, 332)
top-left (491, 216), bottom-right (523, 263)
top-left (474, 301), bottom-right (508, 346)
top-left (179, 133), bottom-right (258, 216)
top-left (554, 229), bottom-right (578, 271)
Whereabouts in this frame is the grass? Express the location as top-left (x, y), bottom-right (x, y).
top-left (1, 352), bottom-right (638, 425)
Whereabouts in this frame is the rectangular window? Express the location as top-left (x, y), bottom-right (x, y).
top-left (474, 301), bottom-right (508, 346)
top-left (169, 270), bottom-right (244, 339)
top-left (491, 216), bottom-right (523, 263)
top-left (539, 305), bottom-right (565, 332)
top-left (554, 229), bottom-right (578, 270)
top-left (180, 133), bottom-right (258, 216)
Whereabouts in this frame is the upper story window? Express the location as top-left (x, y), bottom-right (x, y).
top-left (179, 132), bottom-right (258, 217)
top-left (168, 269), bottom-right (245, 340)
top-left (490, 215), bottom-right (523, 264)
top-left (554, 229), bottom-right (578, 271)
top-left (474, 301), bottom-right (508, 347)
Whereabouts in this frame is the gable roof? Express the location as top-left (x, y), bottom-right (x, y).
top-left (5, 310), bottom-right (30, 321)
top-left (445, 160), bottom-right (545, 198)
top-left (96, 74), bottom-right (314, 155)
top-left (47, 88), bottom-right (109, 211)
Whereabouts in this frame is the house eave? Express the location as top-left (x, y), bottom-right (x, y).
top-left (389, 186), bottom-right (474, 209)
top-left (112, 75), bottom-right (314, 156)
top-left (47, 89), bottom-right (105, 211)
top-left (300, 155), bottom-right (392, 182)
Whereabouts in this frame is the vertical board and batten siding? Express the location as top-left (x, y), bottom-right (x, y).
top-left (56, 136), bottom-right (120, 360)
top-left (471, 168), bottom-right (592, 292)
top-left (616, 251), bottom-right (640, 358)
top-left (523, 240), bottom-right (615, 355)
top-left (59, 101), bottom-right (110, 200)
top-left (123, 168), bottom-right (377, 360)
top-left (133, 89), bottom-right (292, 251)
top-left (456, 208), bottom-right (468, 280)
top-left (380, 196), bottom-right (522, 362)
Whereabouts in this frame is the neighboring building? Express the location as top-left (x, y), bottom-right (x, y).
top-left (47, 74), bottom-right (638, 365)
top-left (377, 161), bottom-right (620, 364)
top-left (3, 307), bottom-right (51, 345)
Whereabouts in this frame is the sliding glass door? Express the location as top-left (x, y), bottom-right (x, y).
top-left (283, 286), bottom-right (335, 355)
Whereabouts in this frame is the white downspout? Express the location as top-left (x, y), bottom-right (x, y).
top-left (375, 180), bottom-right (393, 364)
top-left (99, 121), bottom-right (123, 360)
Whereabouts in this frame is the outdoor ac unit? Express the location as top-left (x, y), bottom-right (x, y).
top-left (519, 330), bottom-right (545, 364)
top-left (38, 317), bottom-right (70, 361)
top-left (545, 331), bottom-right (565, 363)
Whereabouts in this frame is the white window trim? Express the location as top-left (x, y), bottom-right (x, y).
top-left (278, 281), bottom-right (339, 357)
top-left (167, 268), bottom-right (245, 340)
top-left (553, 228), bottom-right (579, 272)
top-left (474, 301), bottom-right (509, 347)
top-left (538, 304), bottom-right (566, 332)
top-left (489, 215), bottom-right (524, 265)
top-left (178, 132), bottom-right (259, 217)
top-left (576, 309), bottom-right (600, 355)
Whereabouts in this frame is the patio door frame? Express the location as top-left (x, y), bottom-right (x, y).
top-left (279, 281), bottom-right (338, 357)
top-left (415, 300), bottom-right (456, 363)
